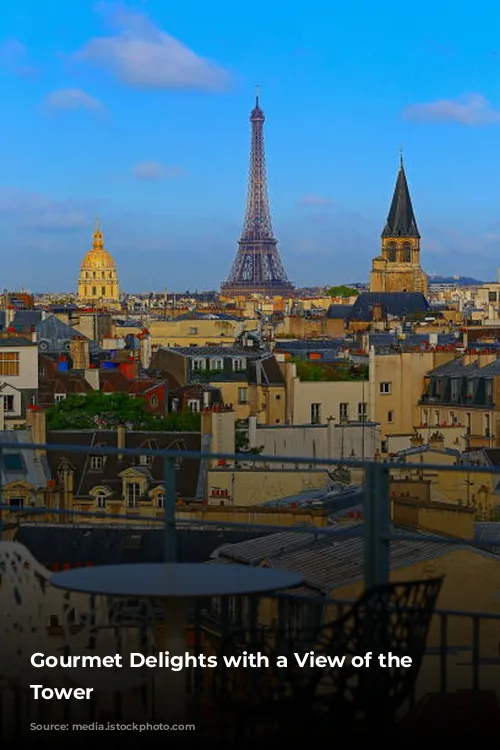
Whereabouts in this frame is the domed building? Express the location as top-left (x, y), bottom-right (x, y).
top-left (78, 220), bottom-right (120, 307)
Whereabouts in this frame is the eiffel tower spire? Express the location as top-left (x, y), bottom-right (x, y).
top-left (221, 93), bottom-right (294, 296)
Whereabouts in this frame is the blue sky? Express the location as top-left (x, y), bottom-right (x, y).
top-left (1, 0), bottom-right (500, 292)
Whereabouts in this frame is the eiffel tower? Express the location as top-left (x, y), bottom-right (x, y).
top-left (221, 92), bottom-right (294, 296)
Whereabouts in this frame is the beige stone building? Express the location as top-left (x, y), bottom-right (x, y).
top-left (369, 347), bottom-right (455, 453)
top-left (370, 158), bottom-right (427, 295)
top-left (278, 357), bottom-right (370, 426)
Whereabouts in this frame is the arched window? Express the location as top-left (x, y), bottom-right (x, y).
top-left (387, 242), bottom-right (396, 262)
top-left (96, 491), bottom-right (107, 509)
top-left (402, 242), bottom-right (412, 262)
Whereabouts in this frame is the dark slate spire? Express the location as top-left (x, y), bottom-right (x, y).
top-left (382, 155), bottom-right (420, 238)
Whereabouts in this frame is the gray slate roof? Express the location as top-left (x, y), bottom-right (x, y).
top-left (0, 430), bottom-right (51, 490)
top-left (210, 526), bottom-right (497, 593)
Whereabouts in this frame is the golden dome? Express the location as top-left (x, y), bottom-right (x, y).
top-left (80, 221), bottom-right (117, 271)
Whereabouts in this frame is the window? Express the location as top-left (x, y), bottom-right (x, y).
top-left (126, 483), bottom-right (141, 507)
top-left (466, 412), bottom-right (471, 435)
top-left (139, 454), bottom-right (153, 466)
top-left (238, 387), bottom-right (248, 404)
top-left (90, 456), bottom-right (103, 470)
top-left (189, 327), bottom-right (198, 335)
top-left (402, 242), bottom-right (412, 262)
top-left (358, 402), bottom-right (367, 421)
top-left (157, 492), bottom-right (165, 508)
top-left (339, 403), bottom-right (349, 421)
top-left (0, 352), bottom-right (19, 376)
top-left (451, 379), bottom-right (459, 401)
top-left (210, 358), bottom-right (223, 370)
top-left (449, 411), bottom-right (458, 425)
top-left (30, 396), bottom-right (36, 406)
top-left (171, 398), bottom-right (179, 412)
top-left (150, 394), bottom-right (158, 407)
top-left (311, 403), bottom-right (321, 424)
top-left (486, 380), bottom-right (493, 402)
top-left (92, 286), bottom-right (97, 296)
top-left (3, 395), bottom-right (14, 412)
top-left (489, 291), bottom-right (497, 302)
top-left (232, 358), bottom-right (246, 372)
top-left (381, 440), bottom-right (388, 454)
top-left (387, 243), bottom-right (396, 262)
top-left (188, 399), bottom-right (200, 412)
top-left (434, 410), bottom-right (440, 426)
top-left (9, 497), bottom-right (24, 509)
top-left (192, 358), bottom-right (205, 371)
top-left (96, 492), bottom-right (106, 509)
top-left (379, 382), bottom-right (391, 395)
top-left (101, 286), bottom-right (106, 296)
top-left (54, 394), bottom-right (66, 403)
top-left (387, 410), bottom-right (394, 423)
top-left (484, 414), bottom-right (491, 438)
top-left (422, 409), bottom-right (429, 425)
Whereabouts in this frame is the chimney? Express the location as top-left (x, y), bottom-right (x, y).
top-left (392, 496), bottom-right (474, 540)
top-left (69, 336), bottom-right (90, 370)
top-left (428, 431), bottom-right (445, 451)
top-left (26, 407), bottom-right (47, 454)
top-left (371, 303), bottom-right (383, 322)
top-left (139, 330), bottom-right (152, 369)
top-left (410, 432), bottom-right (424, 447)
top-left (117, 424), bottom-right (126, 460)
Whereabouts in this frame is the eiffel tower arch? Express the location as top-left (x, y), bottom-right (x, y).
top-left (221, 93), bottom-right (294, 296)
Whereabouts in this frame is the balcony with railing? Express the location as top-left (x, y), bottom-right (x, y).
top-left (1, 439), bottom-right (500, 743)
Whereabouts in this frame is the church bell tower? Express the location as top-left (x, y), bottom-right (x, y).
top-left (369, 156), bottom-right (427, 295)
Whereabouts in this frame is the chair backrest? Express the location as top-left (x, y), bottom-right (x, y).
top-left (313, 577), bottom-right (444, 719)
top-left (0, 541), bottom-right (54, 682)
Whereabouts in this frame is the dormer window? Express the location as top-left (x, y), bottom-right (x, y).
top-left (232, 358), bottom-right (246, 372)
top-left (157, 492), bottom-right (165, 508)
top-left (90, 456), bottom-right (104, 470)
top-left (192, 358), bottom-right (205, 371)
top-left (210, 358), bottom-right (223, 370)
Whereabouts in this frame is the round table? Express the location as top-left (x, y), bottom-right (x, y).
top-left (51, 563), bottom-right (302, 723)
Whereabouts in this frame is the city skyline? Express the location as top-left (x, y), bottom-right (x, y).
top-left (2, 0), bottom-right (500, 291)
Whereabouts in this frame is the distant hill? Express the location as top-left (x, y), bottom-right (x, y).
top-left (428, 275), bottom-right (483, 286)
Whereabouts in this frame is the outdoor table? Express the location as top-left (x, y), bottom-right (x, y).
top-left (51, 563), bottom-right (302, 724)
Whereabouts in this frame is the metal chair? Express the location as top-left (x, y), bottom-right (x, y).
top-left (213, 577), bottom-right (443, 744)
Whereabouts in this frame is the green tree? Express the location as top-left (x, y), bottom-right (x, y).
top-left (46, 391), bottom-right (201, 431)
top-left (326, 285), bottom-right (359, 298)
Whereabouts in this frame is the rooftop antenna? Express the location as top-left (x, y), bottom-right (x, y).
top-left (399, 147), bottom-right (404, 168)
top-left (255, 84), bottom-right (260, 106)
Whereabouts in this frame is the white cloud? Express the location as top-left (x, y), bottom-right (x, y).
top-left (73, 3), bottom-right (230, 91)
top-left (403, 93), bottom-right (500, 126)
top-left (133, 161), bottom-right (184, 180)
top-left (0, 38), bottom-right (37, 76)
top-left (0, 188), bottom-right (92, 232)
top-left (297, 194), bottom-right (335, 207)
top-left (45, 88), bottom-right (103, 112)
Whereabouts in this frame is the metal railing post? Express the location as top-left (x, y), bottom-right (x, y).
top-left (163, 456), bottom-right (177, 563)
top-left (364, 462), bottom-right (390, 588)
top-left (0, 444), bottom-right (3, 538)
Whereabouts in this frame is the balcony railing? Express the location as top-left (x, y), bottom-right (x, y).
top-left (2, 439), bottom-right (500, 738)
